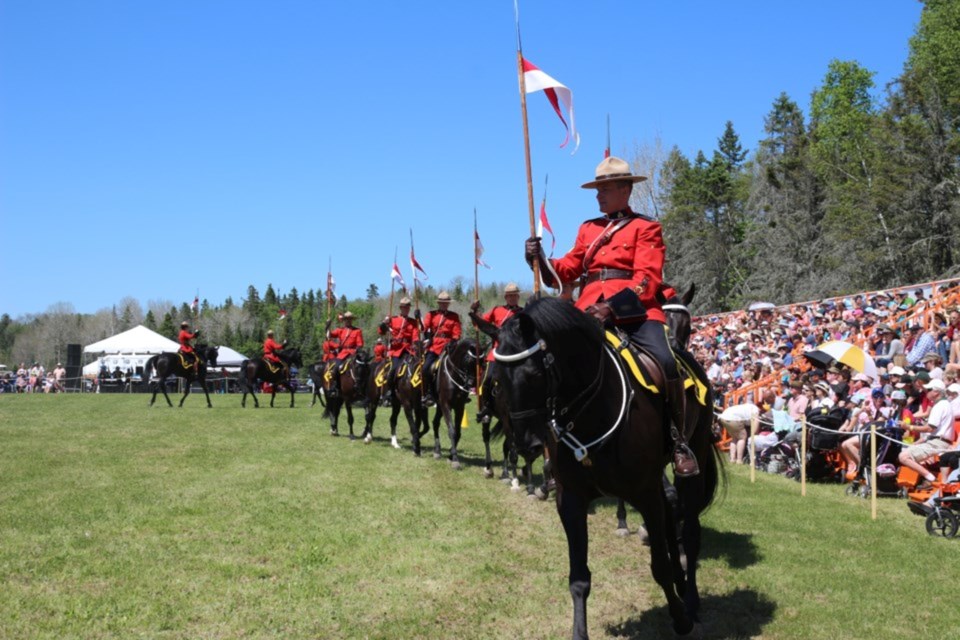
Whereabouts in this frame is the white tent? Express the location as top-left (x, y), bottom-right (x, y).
top-left (83, 325), bottom-right (180, 378)
top-left (212, 345), bottom-right (248, 368)
top-left (84, 325), bottom-right (180, 355)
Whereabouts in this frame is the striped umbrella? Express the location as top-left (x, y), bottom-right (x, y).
top-left (803, 341), bottom-right (878, 381)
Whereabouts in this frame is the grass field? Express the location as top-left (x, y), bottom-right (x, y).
top-left (1, 394), bottom-right (956, 639)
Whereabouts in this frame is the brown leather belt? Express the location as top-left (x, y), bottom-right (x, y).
top-left (584, 268), bottom-right (633, 285)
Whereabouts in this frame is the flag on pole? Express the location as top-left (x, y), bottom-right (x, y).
top-left (190, 296), bottom-right (199, 312)
top-left (390, 262), bottom-right (407, 290)
top-left (278, 308), bottom-right (287, 321)
top-left (410, 247), bottom-right (428, 282)
top-left (521, 57), bottom-right (579, 153)
top-left (327, 271), bottom-right (336, 303)
top-left (538, 197), bottom-right (556, 255)
top-left (475, 229), bottom-right (491, 269)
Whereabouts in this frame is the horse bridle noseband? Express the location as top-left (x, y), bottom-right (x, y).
top-left (441, 344), bottom-right (480, 395)
top-left (493, 332), bottom-right (633, 464)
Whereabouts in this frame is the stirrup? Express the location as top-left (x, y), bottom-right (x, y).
top-left (672, 442), bottom-right (700, 478)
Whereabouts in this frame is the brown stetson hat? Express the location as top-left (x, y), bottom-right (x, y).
top-left (581, 156), bottom-right (648, 189)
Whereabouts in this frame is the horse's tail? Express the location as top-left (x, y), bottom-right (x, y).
top-left (143, 355), bottom-right (158, 384)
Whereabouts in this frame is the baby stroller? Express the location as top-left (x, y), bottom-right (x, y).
top-left (844, 420), bottom-right (905, 498)
top-left (801, 406), bottom-right (850, 482)
top-left (924, 495), bottom-right (960, 538)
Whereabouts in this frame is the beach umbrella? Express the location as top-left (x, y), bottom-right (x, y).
top-left (748, 301), bottom-right (775, 311)
top-left (804, 341), bottom-right (878, 381)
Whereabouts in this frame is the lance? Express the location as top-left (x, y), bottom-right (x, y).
top-left (388, 246), bottom-right (397, 319)
top-left (473, 208), bottom-right (483, 392)
top-left (514, 1), bottom-right (540, 298)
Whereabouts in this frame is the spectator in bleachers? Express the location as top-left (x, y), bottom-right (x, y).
top-left (923, 352), bottom-right (944, 380)
top-left (898, 378), bottom-right (955, 486)
top-left (906, 324), bottom-right (936, 367)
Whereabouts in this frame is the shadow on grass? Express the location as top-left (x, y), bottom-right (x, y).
top-left (700, 527), bottom-right (760, 569)
top-left (606, 588), bottom-right (776, 640)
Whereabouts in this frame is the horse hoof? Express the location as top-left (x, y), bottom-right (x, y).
top-left (432, 452), bottom-right (442, 460)
top-left (510, 478), bottom-right (520, 490)
top-left (364, 434), bottom-right (372, 444)
top-left (638, 525), bottom-right (650, 546)
top-left (534, 487), bottom-right (548, 501)
top-left (675, 622), bottom-right (702, 639)
top-left (615, 527), bottom-right (631, 538)
top-left (391, 437), bottom-right (400, 449)
top-left (349, 435), bottom-right (356, 441)
top-left (330, 430), bottom-right (339, 437)
top-left (451, 461), bottom-right (462, 471)
top-left (526, 491), bottom-right (540, 500)
top-left (483, 468), bottom-right (494, 479)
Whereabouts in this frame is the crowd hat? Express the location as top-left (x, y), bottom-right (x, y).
top-left (888, 366), bottom-right (906, 376)
top-left (504, 283), bottom-right (520, 294)
top-left (924, 379), bottom-right (946, 392)
top-left (437, 291), bottom-right (452, 302)
top-left (581, 156), bottom-right (648, 189)
top-left (948, 383), bottom-right (960, 395)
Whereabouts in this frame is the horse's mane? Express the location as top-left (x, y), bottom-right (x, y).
top-left (518, 297), bottom-right (604, 358)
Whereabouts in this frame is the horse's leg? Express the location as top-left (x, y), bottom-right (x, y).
top-left (346, 404), bottom-right (356, 440)
top-left (615, 499), bottom-right (630, 536)
top-left (556, 487), bottom-right (592, 640)
top-left (389, 400), bottom-right (401, 449)
top-left (481, 415), bottom-right (494, 478)
top-left (675, 475), bottom-right (704, 621)
top-left (270, 389), bottom-right (276, 408)
top-left (432, 405), bottom-right (444, 460)
top-left (178, 377), bottom-right (191, 407)
top-left (329, 399), bottom-right (340, 436)
top-left (199, 376), bottom-right (213, 408)
top-left (159, 375), bottom-right (174, 408)
top-left (149, 380), bottom-right (159, 407)
top-left (446, 400), bottom-right (463, 470)
top-left (404, 404), bottom-right (420, 456)
top-left (363, 401), bottom-right (376, 443)
top-left (534, 455), bottom-right (552, 501)
top-left (634, 492), bottom-right (694, 637)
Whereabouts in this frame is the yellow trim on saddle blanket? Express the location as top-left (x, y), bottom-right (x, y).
top-left (604, 331), bottom-right (658, 395)
top-left (374, 361), bottom-right (392, 388)
top-left (676, 356), bottom-right (708, 407)
top-left (410, 362), bottom-right (423, 388)
top-left (178, 352), bottom-right (195, 369)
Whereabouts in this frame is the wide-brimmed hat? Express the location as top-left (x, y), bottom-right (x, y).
top-left (437, 291), bottom-right (452, 302)
top-left (180, 321), bottom-right (190, 327)
top-left (342, 311), bottom-right (354, 319)
top-left (504, 283), bottom-right (520, 294)
top-left (267, 329), bottom-right (275, 336)
top-left (580, 156), bottom-right (648, 189)
top-left (399, 297), bottom-right (412, 306)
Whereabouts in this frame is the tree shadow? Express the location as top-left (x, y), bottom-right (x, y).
top-left (606, 589), bottom-right (776, 639)
top-left (699, 527), bottom-right (761, 570)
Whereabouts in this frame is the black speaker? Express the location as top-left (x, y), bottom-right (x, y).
top-left (66, 344), bottom-right (82, 390)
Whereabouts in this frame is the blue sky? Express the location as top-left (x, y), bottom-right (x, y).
top-left (0, 1), bottom-right (923, 318)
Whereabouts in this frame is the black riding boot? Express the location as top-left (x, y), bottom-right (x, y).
top-left (667, 377), bottom-right (699, 477)
top-left (328, 364), bottom-right (340, 399)
top-left (423, 372), bottom-right (435, 407)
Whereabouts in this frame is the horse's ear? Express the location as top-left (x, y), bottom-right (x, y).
top-left (682, 283), bottom-right (696, 306)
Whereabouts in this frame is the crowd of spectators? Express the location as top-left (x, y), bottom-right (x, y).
top-left (694, 282), bottom-right (960, 489)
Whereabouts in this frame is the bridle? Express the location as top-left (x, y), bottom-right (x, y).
top-left (441, 342), bottom-right (480, 395)
top-left (493, 328), bottom-right (633, 464)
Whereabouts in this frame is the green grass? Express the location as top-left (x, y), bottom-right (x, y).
top-left (1, 395), bottom-right (956, 639)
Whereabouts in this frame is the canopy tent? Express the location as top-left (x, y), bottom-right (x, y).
top-left (211, 345), bottom-right (248, 368)
top-left (84, 325), bottom-right (179, 355)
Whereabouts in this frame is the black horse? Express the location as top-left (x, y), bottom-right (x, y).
top-left (617, 282), bottom-right (697, 537)
top-left (324, 349), bottom-right (371, 439)
top-left (493, 297), bottom-right (720, 639)
top-left (144, 345), bottom-right (219, 408)
top-left (394, 353), bottom-right (432, 456)
top-left (427, 338), bottom-right (480, 469)
top-left (239, 347), bottom-right (303, 408)
top-left (359, 358), bottom-right (403, 448)
top-left (307, 361), bottom-right (328, 408)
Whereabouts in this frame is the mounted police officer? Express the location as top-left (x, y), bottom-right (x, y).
top-left (420, 291), bottom-right (462, 407)
top-left (524, 156), bottom-right (698, 477)
top-left (326, 311), bottom-right (364, 397)
top-left (178, 321), bottom-right (200, 372)
top-left (378, 296), bottom-right (420, 405)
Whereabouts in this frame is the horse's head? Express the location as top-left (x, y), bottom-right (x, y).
top-left (452, 338), bottom-right (481, 386)
top-left (663, 283), bottom-right (695, 350)
top-left (354, 347), bottom-right (372, 369)
top-left (494, 298), bottom-right (603, 457)
top-left (203, 345), bottom-right (219, 368)
top-left (281, 347), bottom-right (303, 369)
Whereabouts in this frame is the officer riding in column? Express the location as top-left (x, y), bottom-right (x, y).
top-left (263, 329), bottom-right (288, 376)
top-left (469, 282), bottom-right (522, 426)
top-left (178, 321), bottom-right (200, 372)
top-left (524, 156), bottom-right (699, 477)
top-left (326, 311), bottom-right (364, 398)
top-left (420, 291), bottom-right (463, 407)
top-left (378, 296), bottom-right (420, 405)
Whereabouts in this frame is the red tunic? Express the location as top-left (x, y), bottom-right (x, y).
top-left (322, 340), bottom-right (339, 362)
top-left (549, 212), bottom-right (665, 323)
top-left (423, 310), bottom-right (462, 355)
top-left (373, 343), bottom-right (387, 362)
top-left (478, 305), bottom-right (519, 362)
top-left (330, 326), bottom-right (364, 359)
top-left (178, 329), bottom-right (197, 354)
top-left (263, 337), bottom-right (284, 363)
top-left (380, 315), bottom-right (420, 358)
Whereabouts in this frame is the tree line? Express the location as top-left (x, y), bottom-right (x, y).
top-left (651, 0), bottom-right (960, 313)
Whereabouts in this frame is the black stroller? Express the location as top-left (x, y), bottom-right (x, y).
top-left (844, 420), bottom-right (905, 498)
top-left (799, 405), bottom-right (850, 482)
